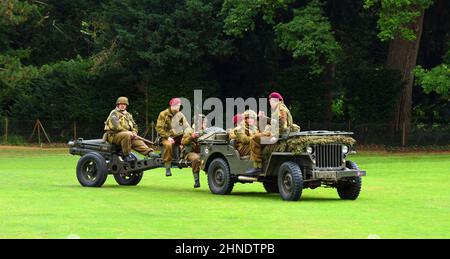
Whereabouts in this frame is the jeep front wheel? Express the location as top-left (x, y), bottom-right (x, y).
top-left (207, 158), bottom-right (234, 195)
top-left (277, 161), bottom-right (303, 201)
top-left (336, 161), bottom-right (362, 200)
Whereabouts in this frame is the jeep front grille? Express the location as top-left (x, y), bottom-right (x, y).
top-left (314, 144), bottom-right (343, 169)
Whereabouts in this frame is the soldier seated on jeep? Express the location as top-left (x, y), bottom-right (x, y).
top-left (156, 97), bottom-right (192, 177)
top-left (234, 110), bottom-right (259, 158)
top-left (246, 92), bottom-right (300, 176)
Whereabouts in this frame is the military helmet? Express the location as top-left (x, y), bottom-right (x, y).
top-left (116, 96), bottom-right (129, 105)
top-left (243, 110), bottom-right (257, 119)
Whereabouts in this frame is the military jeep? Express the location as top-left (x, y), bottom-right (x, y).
top-left (68, 138), bottom-right (190, 187)
top-left (198, 130), bottom-right (366, 201)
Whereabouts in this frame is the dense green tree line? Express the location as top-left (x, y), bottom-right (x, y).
top-left (0, 0), bottom-right (448, 144)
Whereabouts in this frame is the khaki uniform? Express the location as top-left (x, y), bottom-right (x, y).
top-left (104, 108), bottom-right (152, 156)
top-left (249, 103), bottom-right (298, 168)
top-left (181, 130), bottom-right (202, 179)
top-left (234, 123), bottom-right (259, 157)
top-left (156, 108), bottom-right (191, 167)
top-left (249, 131), bottom-right (271, 167)
top-left (270, 102), bottom-right (298, 136)
top-left (228, 122), bottom-right (243, 140)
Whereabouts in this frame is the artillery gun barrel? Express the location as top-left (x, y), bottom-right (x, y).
top-left (68, 140), bottom-right (112, 156)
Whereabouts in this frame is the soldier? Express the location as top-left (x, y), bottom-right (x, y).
top-left (192, 113), bottom-right (208, 133)
top-left (181, 114), bottom-right (207, 188)
top-left (234, 110), bottom-right (259, 157)
top-left (156, 97), bottom-right (191, 177)
top-left (246, 92), bottom-right (299, 176)
top-left (104, 97), bottom-right (154, 162)
top-left (267, 92), bottom-right (299, 138)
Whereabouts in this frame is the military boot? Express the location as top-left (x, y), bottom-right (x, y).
top-left (246, 161), bottom-right (262, 176)
top-left (124, 154), bottom-right (136, 164)
top-left (194, 177), bottom-right (200, 188)
top-left (165, 167), bottom-right (172, 177)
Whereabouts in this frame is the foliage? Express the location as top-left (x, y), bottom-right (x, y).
top-left (221, 0), bottom-right (294, 37)
top-left (274, 0), bottom-right (341, 74)
top-left (414, 64), bottom-right (450, 98)
top-left (222, 0), bottom-right (340, 75)
top-left (274, 66), bottom-right (328, 122)
top-left (9, 57), bottom-right (98, 122)
top-left (363, 0), bottom-right (433, 41)
top-left (343, 68), bottom-right (403, 123)
top-left (0, 0), bottom-right (448, 134)
top-left (414, 48), bottom-right (450, 99)
top-left (0, 0), bottom-right (40, 26)
top-left (0, 0), bottom-right (42, 116)
top-left (263, 134), bottom-right (356, 161)
top-left (97, 0), bottom-right (232, 74)
top-left (0, 50), bottom-right (40, 116)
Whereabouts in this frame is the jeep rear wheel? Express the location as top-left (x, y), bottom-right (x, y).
top-left (277, 161), bottom-right (303, 201)
top-left (76, 152), bottom-right (108, 187)
top-left (207, 158), bottom-right (234, 195)
top-left (337, 161), bottom-right (362, 200)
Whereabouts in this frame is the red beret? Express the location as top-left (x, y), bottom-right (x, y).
top-left (169, 98), bottom-right (181, 106)
top-left (269, 92), bottom-right (283, 102)
top-left (232, 114), bottom-right (243, 124)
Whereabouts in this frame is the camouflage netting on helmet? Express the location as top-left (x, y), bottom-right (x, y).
top-left (263, 135), bottom-right (356, 161)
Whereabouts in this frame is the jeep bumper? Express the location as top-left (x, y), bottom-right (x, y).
top-left (313, 169), bottom-right (366, 180)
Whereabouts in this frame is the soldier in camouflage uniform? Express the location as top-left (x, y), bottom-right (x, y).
top-left (156, 98), bottom-right (191, 177)
top-left (104, 97), bottom-right (154, 162)
top-left (234, 110), bottom-right (259, 157)
top-left (246, 92), bottom-right (299, 175)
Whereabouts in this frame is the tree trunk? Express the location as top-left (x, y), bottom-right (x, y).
top-left (387, 12), bottom-right (425, 145)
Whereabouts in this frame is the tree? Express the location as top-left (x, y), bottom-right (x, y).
top-left (222, 0), bottom-right (340, 75)
top-left (274, 0), bottom-right (340, 122)
top-left (93, 0), bottom-right (232, 120)
top-left (0, 0), bottom-right (42, 115)
top-left (364, 0), bottom-right (433, 144)
top-left (221, 0), bottom-right (340, 121)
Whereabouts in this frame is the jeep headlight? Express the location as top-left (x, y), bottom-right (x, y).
top-left (306, 146), bottom-right (314, 154)
top-left (342, 145), bottom-right (349, 154)
top-left (204, 148), bottom-right (209, 154)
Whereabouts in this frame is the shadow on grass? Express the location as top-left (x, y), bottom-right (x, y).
top-left (230, 192), bottom-right (341, 202)
top-left (58, 183), bottom-right (210, 194)
top-left (58, 184), bottom-right (345, 202)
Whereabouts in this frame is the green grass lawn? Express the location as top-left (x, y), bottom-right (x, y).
top-left (0, 148), bottom-right (449, 238)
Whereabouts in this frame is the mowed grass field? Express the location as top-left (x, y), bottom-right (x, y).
top-left (0, 147), bottom-right (449, 239)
